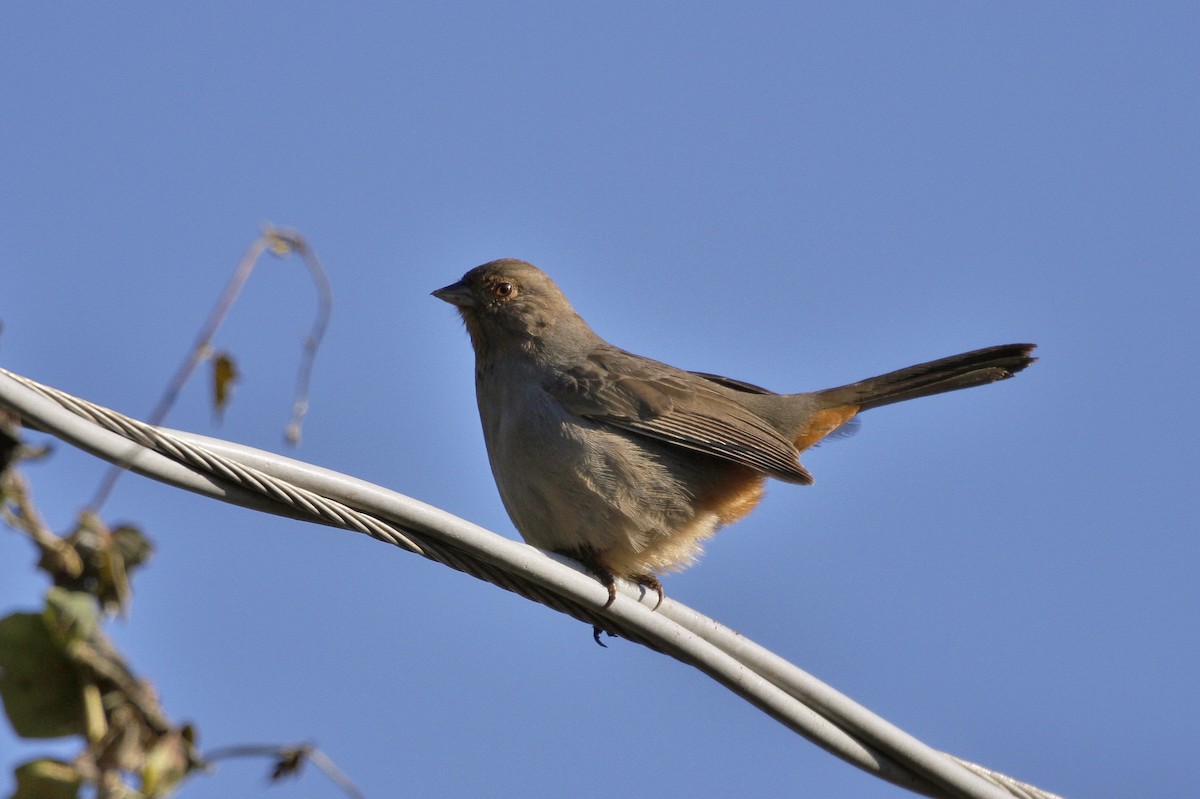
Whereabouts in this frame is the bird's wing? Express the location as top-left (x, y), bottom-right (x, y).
top-left (545, 348), bottom-right (813, 484)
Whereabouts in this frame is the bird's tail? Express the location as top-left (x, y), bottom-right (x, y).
top-left (814, 343), bottom-right (1037, 412)
top-left (784, 343), bottom-right (1035, 452)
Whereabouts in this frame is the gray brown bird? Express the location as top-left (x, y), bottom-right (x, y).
top-left (434, 259), bottom-right (1035, 608)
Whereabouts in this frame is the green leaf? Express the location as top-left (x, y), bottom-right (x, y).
top-left (42, 588), bottom-right (100, 647)
top-left (11, 759), bottom-right (82, 799)
top-left (0, 613), bottom-right (85, 738)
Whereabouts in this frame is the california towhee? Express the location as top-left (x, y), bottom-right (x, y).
top-left (434, 259), bottom-right (1035, 609)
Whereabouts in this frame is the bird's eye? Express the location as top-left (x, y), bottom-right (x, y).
top-left (491, 281), bottom-right (515, 299)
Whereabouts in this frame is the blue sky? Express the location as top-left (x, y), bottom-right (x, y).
top-left (2, 4), bottom-right (1197, 798)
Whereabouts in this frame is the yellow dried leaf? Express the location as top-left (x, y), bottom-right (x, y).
top-left (212, 353), bottom-right (239, 418)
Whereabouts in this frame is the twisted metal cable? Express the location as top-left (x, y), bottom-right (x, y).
top-left (0, 366), bottom-right (1064, 799)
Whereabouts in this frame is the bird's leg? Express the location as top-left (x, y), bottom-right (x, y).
top-left (597, 570), bottom-right (617, 609)
top-left (562, 545), bottom-right (618, 608)
top-left (555, 546), bottom-right (620, 646)
top-left (592, 626), bottom-right (614, 647)
top-left (559, 547), bottom-right (663, 646)
top-left (632, 573), bottom-right (665, 611)
top-left (589, 575), bottom-right (661, 647)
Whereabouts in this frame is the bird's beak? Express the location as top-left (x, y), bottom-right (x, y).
top-left (432, 280), bottom-right (475, 308)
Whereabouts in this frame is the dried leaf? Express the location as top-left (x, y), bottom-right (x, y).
top-left (267, 234), bottom-right (293, 256)
top-left (211, 352), bottom-right (239, 419)
top-left (269, 745), bottom-right (310, 782)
